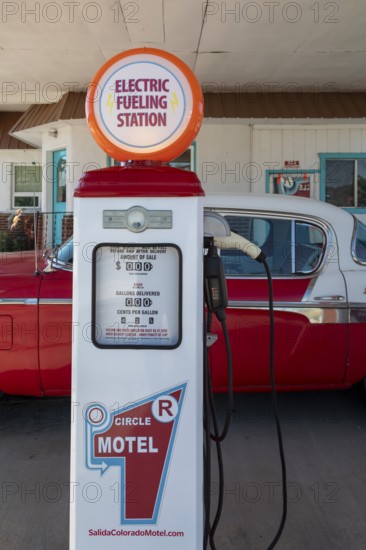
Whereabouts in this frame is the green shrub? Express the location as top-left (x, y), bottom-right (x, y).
top-left (0, 231), bottom-right (32, 252)
top-left (0, 232), bottom-right (15, 252)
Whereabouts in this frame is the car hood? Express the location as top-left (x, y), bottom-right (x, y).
top-left (0, 251), bottom-right (46, 275)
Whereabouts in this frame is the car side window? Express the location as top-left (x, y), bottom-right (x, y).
top-left (352, 218), bottom-right (366, 264)
top-left (220, 214), bottom-right (325, 276)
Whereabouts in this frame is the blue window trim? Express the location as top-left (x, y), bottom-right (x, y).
top-left (169, 142), bottom-right (196, 171)
top-left (106, 155), bottom-right (121, 167)
top-left (319, 153), bottom-right (366, 213)
top-left (192, 141), bottom-right (197, 172)
top-left (265, 169), bottom-right (320, 194)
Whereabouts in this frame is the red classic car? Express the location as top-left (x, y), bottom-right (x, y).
top-left (1, 194), bottom-right (366, 397)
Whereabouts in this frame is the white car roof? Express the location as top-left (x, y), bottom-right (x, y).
top-left (204, 193), bottom-right (350, 221)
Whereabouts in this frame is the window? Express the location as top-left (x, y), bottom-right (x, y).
top-left (324, 157), bottom-right (366, 208)
top-left (56, 156), bottom-right (66, 202)
top-left (219, 213), bottom-right (326, 276)
top-left (106, 156), bottom-right (122, 167)
top-left (107, 144), bottom-right (195, 171)
top-left (352, 217), bottom-right (366, 264)
top-left (169, 145), bottom-right (194, 171)
top-left (13, 164), bottom-right (42, 209)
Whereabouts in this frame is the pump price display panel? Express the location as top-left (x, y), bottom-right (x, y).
top-left (92, 243), bottom-right (182, 348)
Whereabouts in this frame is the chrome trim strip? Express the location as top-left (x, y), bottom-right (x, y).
top-left (227, 302), bottom-right (348, 324)
top-left (313, 295), bottom-right (345, 301)
top-left (301, 276), bottom-right (317, 302)
top-left (44, 261), bottom-right (73, 273)
top-left (224, 274), bottom-right (314, 280)
top-left (0, 298), bottom-right (37, 305)
top-left (205, 207), bottom-right (331, 231)
top-left (39, 298), bottom-right (72, 305)
top-left (228, 300), bottom-right (348, 309)
top-left (349, 302), bottom-right (366, 309)
top-left (350, 309), bottom-right (366, 323)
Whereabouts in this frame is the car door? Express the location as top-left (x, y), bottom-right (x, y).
top-left (208, 208), bottom-right (348, 391)
top-left (341, 216), bottom-right (366, 385)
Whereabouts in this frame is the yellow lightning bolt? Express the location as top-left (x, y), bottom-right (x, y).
top-left (106, 93), bottom-right (114, 115)
top-left (170, 92), bottom-right (179, 113)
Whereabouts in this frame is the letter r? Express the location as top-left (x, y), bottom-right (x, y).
top-left (159, 399), bottom-right (174, 417)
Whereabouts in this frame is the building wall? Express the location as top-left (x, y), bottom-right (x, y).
top-left (197, 120), bottom-right (366, 203)
top-left (252, 124), bottom-right (366, 200)
top-left (196, 119), bottom-right (252, 195)
top-left (41, 123), bottom-right (107, 213)
top-left (3, 119), bottom-right (366, 214)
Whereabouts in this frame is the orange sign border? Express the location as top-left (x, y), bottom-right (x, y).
top-left (86, 48), bottom-right (204, 162)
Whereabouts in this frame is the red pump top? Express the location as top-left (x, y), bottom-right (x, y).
top-left (74, 164), bottom-right (205, 198)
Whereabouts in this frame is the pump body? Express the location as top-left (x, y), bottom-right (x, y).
top-left (70, 165), bottom-right (204, 549)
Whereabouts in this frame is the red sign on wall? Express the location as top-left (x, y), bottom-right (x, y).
top-left (284, 161), bottom-right (300, 169)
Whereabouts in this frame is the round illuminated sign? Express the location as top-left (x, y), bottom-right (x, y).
top-left (86, 48), bottom-right (204, 162)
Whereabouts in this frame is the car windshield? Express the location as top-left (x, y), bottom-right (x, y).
top-left (54, 236), bottom-right (73, 267)
top-left (352, 217), bottom-right (366, 264)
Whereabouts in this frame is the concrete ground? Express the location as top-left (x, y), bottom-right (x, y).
top-left (0, 387), bottom-right (365, 550)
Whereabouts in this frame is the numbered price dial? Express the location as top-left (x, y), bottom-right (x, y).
top-left (92, 244), bottom-right (182, 348)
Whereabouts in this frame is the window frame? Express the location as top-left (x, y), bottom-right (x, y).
top-left (106, 142), bottom-right (196, 172)
top-left (168, 143), bottom-right (195, 171)
top-left (12, 163), bottom-right (42, 210)
top-left (212, 208), bottom-right (330, 279)
top-left (351, 216), bottom-right (366, 266)
top-left (320, 153), bottom-right (366, 213)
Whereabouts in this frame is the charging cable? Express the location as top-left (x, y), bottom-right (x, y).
top-left (261, 256), bottom-right (288, 550)
top-left (204, 242), bottom-right (233, 442)
top-left (204, 231), bottom-right (287, 550)
top-left (204, 241), bottom-right (233, 550)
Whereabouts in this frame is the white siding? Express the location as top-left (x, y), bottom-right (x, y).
top-left (252, 124), bottom-right (366, 198)
top-left (196, 120), bottom-right (251, 194)
top-left (4, 119), bottom-right (366, 209)
top-left (41, 123), bottom-right (107, 213)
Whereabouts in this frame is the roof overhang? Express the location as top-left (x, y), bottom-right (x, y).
top-left (8, 91), bottom-right (366, 148)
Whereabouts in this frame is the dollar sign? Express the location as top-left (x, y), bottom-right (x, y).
top-left (116, 261), bottom-right (121, 270)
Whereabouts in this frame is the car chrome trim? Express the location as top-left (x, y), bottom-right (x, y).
top-left (0, 298), bottom-right (38, 305)
top-left (313, 295), bottom-right (345, 301)
top-left (349, 305), bottom-right (366, 323)
top-left (349, 302), bottom-right (366, 308)
top-left (44, 261), bottom-right (73, 273)
top-left (351, 217), bottom-right (366, 266)
top-left (206, 206), bottom-right (331, 231)
top-left (301, 276), bottom-right (318, 302)
top-left (227, 302), bottom-right (348, 324)
top-left (39, 298), bottom-right (72, 305)
top-left (228, 299), bottom-right (348, 308)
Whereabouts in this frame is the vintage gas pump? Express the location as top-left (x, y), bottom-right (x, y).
top-left (70, 48), bottom-right (204, 549)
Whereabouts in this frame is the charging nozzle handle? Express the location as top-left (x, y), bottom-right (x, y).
top-left (214, 231), bottom-right (265, 262)
top-left (204, 244), bottom-right (228, 323)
